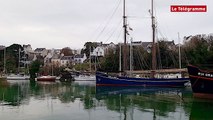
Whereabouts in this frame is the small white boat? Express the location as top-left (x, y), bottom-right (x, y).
top-left (6, 74), bottom-right (30, 80)
top-left (74, 75), bottom-right (96, 81)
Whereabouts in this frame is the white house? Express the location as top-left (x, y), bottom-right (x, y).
top-left (91, 46), bottom-right (105, 57)
top-left (44, 52), bottom-right (53, 66)
top-left (106, 42), bottom-right (116, 49)
top-left (74, 54), bottom-right (87, 64)
top-left (51, 54), bottom-right (61, 67)
top-left (60, 56), bottom-right (73, 66)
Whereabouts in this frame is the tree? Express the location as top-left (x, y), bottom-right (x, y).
top-left (132, 46), bottom-right (151, 70)
top-left (81, 42), bottom-right (98, 58)
top-left (0, 48), bottom-right (5, 72)
top-left (74, 63), bottom-right (90, 71)
top-left (99, 47), bottom-right (119, 72)
top-left (29, 60), bottom-right (42, 78)
top-left (4, 44), bottom-right (23, 73)
top-left (61, 47), bottom-right (73, 56)
top-left (156, 40), bottom-right (178, 69)
top-left (182, 34), bottom-right (212, 67)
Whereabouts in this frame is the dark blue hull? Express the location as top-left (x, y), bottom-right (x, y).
top-left (187, 65), bottom-right (213, 99)
top-left (96, 72), bottom-right (189, 87)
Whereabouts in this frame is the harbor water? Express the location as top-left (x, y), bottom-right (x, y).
top-left (0, 79), bottom-right (213, 120)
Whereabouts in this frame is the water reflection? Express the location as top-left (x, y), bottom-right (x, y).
top-left (96, 86), bottom-right (193, 120)
top-left (190, 99), bottom-right (213, 120)
top-left (0, 80), bottom-right (213, 120)
top-left (0, 80), bottom-right (30, 106)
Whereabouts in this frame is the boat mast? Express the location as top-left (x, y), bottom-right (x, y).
top-left (3, 47), bottom-right (6, 74)
top-left (178, 32), bottom-right (182, 69)
top-left (130, 38), bottom-right (133, 77)
top-left (18, 47), bottom-right (21, 74)
top-left (119, 43), bottom-right (122, 72)
top-left (123, 0), bottom-right (127, 72)
top-left (89, 46), bottom-right (92, 73)
top-left (151, 0), bottom-right (156, 77)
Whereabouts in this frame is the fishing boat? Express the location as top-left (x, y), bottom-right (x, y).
top-left (187, 65), bottom-right (213, 99)
top-left (96, 0), bottom-right (189, 87)
top-left (36, 75), bottom-right (56, 82)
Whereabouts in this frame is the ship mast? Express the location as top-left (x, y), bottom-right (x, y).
top-left (123, 0), bottom-right (127, 71)
top-left (3, 47), bottom-right (6, 74)
top-left (178, 32), bottom-right (182, 69)
top-left (151, 0), bottom-right (156, 78)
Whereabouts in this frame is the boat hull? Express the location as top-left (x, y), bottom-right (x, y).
top-left (96, 72), bottom-right (189, 87)
top-left (74, 75), bottom-right (96, 81)
top-left (187, 65), bottom-right (213, 98)
top-left (6, 75), bottom-right (30, 80)
top-left (36, 76), bottom-right (56, 82)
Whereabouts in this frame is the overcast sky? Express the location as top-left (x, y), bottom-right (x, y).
top-left (0, 0), bottom-right (212, 49)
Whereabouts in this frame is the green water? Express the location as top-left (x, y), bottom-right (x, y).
top-left (0, 80), bottom-right (213, 120)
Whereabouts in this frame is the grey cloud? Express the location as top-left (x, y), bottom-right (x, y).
top-left (0, 0), bottom-right (212, 49)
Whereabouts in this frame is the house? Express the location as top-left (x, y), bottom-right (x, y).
top-left (104, 42), bottom-right (116, 49)
top-left (51, 54), bottom-right (61, 67)
top-left (34, 48), bottom-right (48, 57)
top-left (164, 40), bottom-right (175, 50)
top-left (87, 42), bottom-right (116, 57)
top-left (74, 54), bottom-right (87, 64)
top-left (20, 44), bottom-right (35, 65)
top-left (52, 49), bottom-right (61, 55)
top-left (23, 44), bottom-right (33, 53)
top-left (60, 56), bottom-right (73, 67)
top-left (44, 49), bottom-right (57, 66)
top-left (141, 40), bottom-right (176, 51)
top-left (91, 46), bottom-right (105, 57)
top-left (25, 54), bottom-right (37, 63)
top-left (44, 52), bottom-right (53, 66)
top-left (72, 49), bottom-right (81, 55)
top-left (142, 42), bottom-right (153, 52)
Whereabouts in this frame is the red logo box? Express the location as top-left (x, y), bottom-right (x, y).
top-left (171, 5), bottom-right (207, 12)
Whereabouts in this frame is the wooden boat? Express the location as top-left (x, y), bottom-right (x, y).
top-left (187, 65), bottom-right (213, 99)
top-left (36, 75), bottom-right (56, 82)
top-left (96, 72), bottom-right (189, 87)
top-left (96, 0), bottom-right (189, 87)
